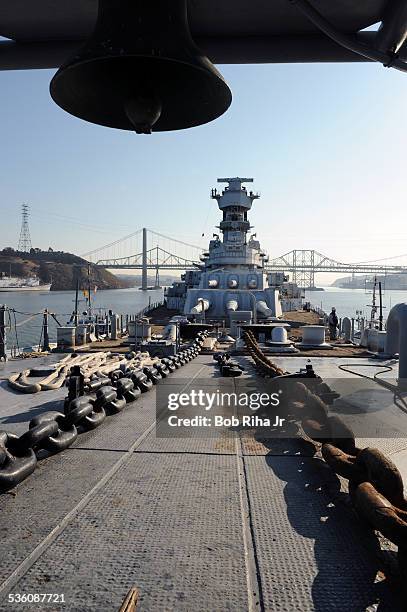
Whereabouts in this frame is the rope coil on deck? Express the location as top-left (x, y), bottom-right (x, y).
top-left (243, 330), bottom-right (407, 583)
top-left (7, 350), bottom-right (161, 394)
top-left (0, 330), bottom-right (209, 491)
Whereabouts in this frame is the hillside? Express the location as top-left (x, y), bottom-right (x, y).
top-left (332, 273), bottom-right (407, 290)
top-left (0, 249), bottom-right (129, 291)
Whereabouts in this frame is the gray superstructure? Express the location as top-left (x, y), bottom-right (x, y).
top-left (166, 177), bottom-right (303, 322)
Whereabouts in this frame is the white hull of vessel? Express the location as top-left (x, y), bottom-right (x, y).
top-left (0, 284), bottom-right (51, 292)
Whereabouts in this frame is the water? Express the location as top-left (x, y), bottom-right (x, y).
top-left (305, 286), bottom-right (407, 320)
top-left (2, 285), bottom-right (407, 350)
top-left (1, 287), bottom-right (164, 349)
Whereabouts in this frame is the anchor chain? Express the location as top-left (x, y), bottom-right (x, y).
top-left (295, 382), bottom-right (407, 563)
top-left (243, 329), bottom-right (407, 581)
top-left (0, 331), bottom-right (209, 491)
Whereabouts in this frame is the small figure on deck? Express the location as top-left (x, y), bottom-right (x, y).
top-left (328, 307), bottom-right (339, 340)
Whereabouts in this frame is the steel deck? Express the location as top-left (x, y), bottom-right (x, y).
top-left (0, 355), bottom-right (404, 611)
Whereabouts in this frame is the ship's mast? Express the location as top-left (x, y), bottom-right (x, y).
top-left (211, 178), bottom-right (259, 246)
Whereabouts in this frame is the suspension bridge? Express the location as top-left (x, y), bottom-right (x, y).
top-left (83, 229), bottom-right (205, 290)
top-left (82, 228), bottom-right (407, 290)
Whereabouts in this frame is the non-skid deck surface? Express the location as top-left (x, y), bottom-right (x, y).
top-left (0, 355), bottom-right (402, 611)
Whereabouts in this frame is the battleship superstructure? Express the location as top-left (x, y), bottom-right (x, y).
top-left (166, 177), bottom-right (303, 323)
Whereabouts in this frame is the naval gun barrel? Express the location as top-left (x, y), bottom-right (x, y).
top-left (226, 300), bottom-right (238, 312)
top-left (256, 300), bottom-right (273, 318)
top-left (190, 299), bottom-right (210, 314)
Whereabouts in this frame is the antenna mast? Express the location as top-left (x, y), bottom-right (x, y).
top-left (17, 204), bottom-right (32, 252)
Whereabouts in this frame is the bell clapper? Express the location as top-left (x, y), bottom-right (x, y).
top-left (125, 94), bottom-right (162, 134)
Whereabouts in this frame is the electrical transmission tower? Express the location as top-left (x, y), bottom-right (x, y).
top-left (17, 204), bottom-right (32, 252)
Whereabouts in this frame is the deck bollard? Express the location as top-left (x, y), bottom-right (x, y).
top-left (342, 317), bottom-right (351, 342)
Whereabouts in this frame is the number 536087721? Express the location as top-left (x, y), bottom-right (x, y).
top-left (8, 593), bottom-right (65, 604)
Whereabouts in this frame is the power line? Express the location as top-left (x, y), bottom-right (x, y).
top-left (2, 203), bottom-right (132, 234)
top-left (29, 209), bottom-right (131, 233)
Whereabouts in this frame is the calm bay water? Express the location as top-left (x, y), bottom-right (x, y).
top-left (1, 287), bottom-right (164, 349)
top-left (2, 285), bottom-right (407, 349)
top-left (305, 286), bottom-right (407, 320)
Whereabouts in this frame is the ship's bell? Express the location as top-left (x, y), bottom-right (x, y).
top-left (50, 0), bottom-right (232, 134)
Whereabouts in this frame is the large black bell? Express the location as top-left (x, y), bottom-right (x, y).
top-left (50, 0), bottom-right (232, 134)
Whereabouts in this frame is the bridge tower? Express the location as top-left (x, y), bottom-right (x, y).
top-left (141, 227), bottom-right (148, 290)
top-left (292, 250), bottom-right (315, 289)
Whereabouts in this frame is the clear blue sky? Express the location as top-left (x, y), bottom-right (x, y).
top-left (1, 60), bottom-right (407, 281)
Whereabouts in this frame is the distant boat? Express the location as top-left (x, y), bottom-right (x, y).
top-left (0, 276), bottom-right (51, 292)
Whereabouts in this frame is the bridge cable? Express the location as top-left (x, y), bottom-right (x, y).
top-left (146, 228), bottom-right (204, 251)
top-left (81, 229), bottom-right (143, 258)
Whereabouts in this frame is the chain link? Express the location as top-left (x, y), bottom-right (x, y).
top-left (0, 432), bottom-right (37, 489)
top-left (29, 411), bottom-right (79, 453)
top-left (16, 421), bottom-right (59, 453)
